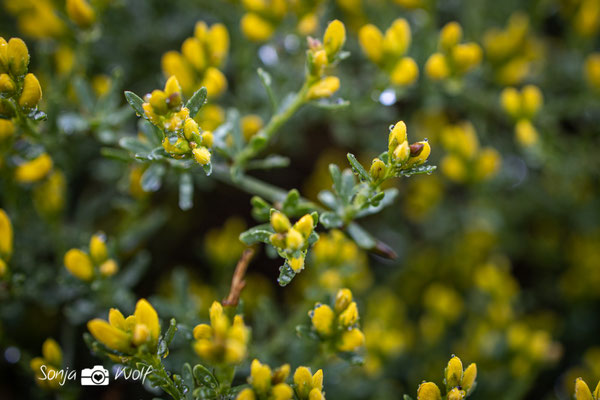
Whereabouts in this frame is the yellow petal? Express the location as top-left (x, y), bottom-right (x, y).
top-left (87, 319), bottom-right (130, 352)
top-left (0, 209), bottom-right (13, 260)
top-left (42, 338), bottom-right (62, 366)
top-left (64, 248), bottom-right (94, 281)
top-left (134, 299), bottom-right (160, 340)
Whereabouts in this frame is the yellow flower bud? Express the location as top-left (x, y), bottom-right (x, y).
top-left (0, 38), bottom-right (7, 72)
top-left (15, 153), bottom-right (53, 183)
top-left (0, 258), bottom-right (6, 278)
top-left (271, 211), bottom-right (291, 233)
top-left (164, 76), bottom-right (183, 107)
top-left (202, 67), bottom-right (227, 98)
top-left (0, 209), bottom-right (13, 260)
top-left (269, 233), bottom-right (286, 249)
top-left (389, 120), bottom-right (407, 150)
top-left (447, 387), bottom-right (465, 400)
top-left (89, 234), bottom-right (108, 264)
top-left (369, 158), bottom-right (386, 181)
top-left (594, 381), bottom-right (600, 399)
top-left (272, 364), bottom-right (290, 384)
top-left (293, 367), bottom-right (313, 398)
top-left (99, 259), bottom-right (118, 277)
top-left (359, 24), bottom-right (384, 64)
top-left (250, 359), bottom-right (272, 394)
top-left (515, 119), bottom-right (539, 147)
top-left (308, 388), bottom-right (323, 400)
top-left (149, 90), bottom-right (168, 114)
top-left (393, 141), bottom-right (411, 163)
top-left (184, 118), bottom-right (200, 141)
top-left (298, 13), bottom-right (318, 36)
top-left (272, 383), bottom-right (294, 400)
top-left (237, 388), bottom-right (256, 400)
top-left (323, 19), bottom-right (346, 60)
top-left (66, 0), bottom-right (96, 29)
top-left (0, 73), bottom-right (15, 94)
top-left (441, 155), bottom-right (467, 183)
top-left (87, 319), bottom-right (131, 353)
top-left (182, 37), bottom-right (206, 71)
top-left (461, 363), bottom-right (477, 394)
top-left (425, 53), bottom-right (449, 80)
top-left (285, 228), bottom-right (304, 250)
top-left (132, 323), bottom-right (150, 346)
top-left (241, 114), bottom-right (263, 141)
top-left (193, 324), bottom-right (213, 340)
top-left (333, 289), bottom-right (352, 312)
top-left (312, 369), bottom-right (323, 391)
top-left (294, 214), bottom-right (314, 238)
top-left (474, 148), bottom-right (501, 181)
top-left (64, 249), bottom-right (94, 281)
top-left (500, 87), bottom-right (521, 118)
top-left (452, 43), bottom-right (482, 73)
top-left (7, 38), bottom-right (29, 77)
top-left (521, 84), bottom-right (543, 118)
top-left (338, 301), bottom-right (359, 326)
top-left (241, 13), bottom-right (275, 42)
top-left (162, 51), bottom-right (195, 97)
top-left (417, 382), bottom-right (442, 400)
top-left (310, 49), bottom-right (328, 77)
top-left (406, 141), bottom-right (431, 167)
top-left (42, 338), bottom-right (62, 366)
top-left (134, 299), bottom-right (160, 342)
top-left (306, 76), bottom-right (340, 100)
top-left (289, 256), bottom-right (305, 273)
top-left (445, 356), bottom-right (463, 388)
top-left (439, 22), bottom-right (462, 52)
top-left (390, 57), bottom-right (419, 86)
top-left (208, 23), bottom-right (229, 67)
top-left (576, 378), bottom-right (593, 400)
top-left (584, 53), bottom-right (600, 90)
top-left (193, 147), bottom-right (211, 165)
top-left (338, 328), bottom-right (365, 351)
top-left (0, 119), bottom-right (15, 141)
top-left (162, 136), bottom-right (191, 155)
top-left (383, 18), bottom-right (411, 58)
top-left (18, 73), bottom-right (42, 108)
top-left (201, 131), bottom-right (214, 148)
top-left (311, 304), bottom-right (334, 336)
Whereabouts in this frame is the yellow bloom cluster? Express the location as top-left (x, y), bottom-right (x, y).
top-left (0, 209), bottom-right (13, 278)
top-left (305, 20), bottom-right (346, 100)
top-left (425, 22), bottom-right (482, 82)
top-left (500, 85), bottom-right (543, 147)
top-left (142, 76), bottom-right (214, 166)
top-left (439, 122), bottom-right (501, 183)
top-left (416, 356), bottom-right (477, 400)
top-left (240, 0), bottom-right (323, 42)
top-left (64, 233), bottom-right (118, 281)
top-left (3, 0), bottom-right (66, 39)
top-left (236, 359), bottom-right (293, 400)
top-left (585, 53), bottom-right (600, 90)
top-left (269, 212), bottom-right (315, 273)
top-left (358, 18), bottom-right (418, 86)
top-left (30, 338), bottom-right (63, 390)
top-left (162, 21), bottom-right (228, 98)
top-left (192, 301), bottom-right (250, 365)
top-left (310, 288), bottom-right (365, 352)
top-left (483, 12), bottom-right (543, 85)
top-left (293, 366), bottom-right (325, 400)
top-left (576, 378), bottom-right (600, 400)
top-left (88, 299), bottom-right (160, 354)
top-left (368, 121), bottom-right (431, 185)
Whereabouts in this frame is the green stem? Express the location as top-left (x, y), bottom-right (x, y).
top-left (234, 81), bottom-right (310, 168)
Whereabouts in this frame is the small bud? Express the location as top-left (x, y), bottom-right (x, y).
top-left (393, 141), bottom-right (410, 163)
top-left (306, 76), bottom-right (340, 100)
top-left (64, 249), bottom-right (94, 281)
top-left (337, 328), bottom-right (365, 351)
top-left (237, 388), bottom-right (256, 400)
top-left (182, 37), bottom-right (206, 71)
top-left (500, 87), bottom-right (521, 118)
top-left (132, 323), bottom-right (150, 346)
top-left (285, 228), bottom-right (304, 250)
top-left (42, 339), bottom-right (63, 367)
top-left (18, 73), bottom-right (42, 109)
top-left (66, 0), bottom-right (96, 29)
top-left (193, 324), bottom-right (212, 340)
top-left (162, 136), bottom-right (191, 155)
top-left (388, 120), bottom-right (407, 151)
top-left (575, 378), bottom-right (593, 400)
top-left (241, 13), bottom-right (275, 42)
top-left (0, 209), bottom-right (13, 262)
top-left (294, 214), bottom-right (314, 238)
top-left (192, 147), bottom-right (211, 165)
top-left (369, 158), bottom-right (386, 181)
top-left (241, 115), bottom-right (263, 141)
top-left (208, 23), bottom-right (229, 67)
top-left (425, 53), bottom-right (449, 80)
top-left (406, 141), bottom-right (431, 167)
top-left (323, 19), bottom-right (346, 60)
top-left (521, 84), bottom-right (543, 118)
top-left (183, 118), bottom-right (200, 141)
top-left (390, 57), bottom-right (419, 86)
top-left (445, 356), bottom-right (463, 388)
top-left (99, 259), bottom-right (118, 277)
top-left (201, 131), bottom-right (214, 148)
top-left (461, 363), bottom-right (477, 394)
top-left (439, 22), bottom-right (463, 52)
top-left (15, 153), bottom-right (53, 183)
top-left (446, 387), bottom-right (465, 400)
top-left (308, 388), bottom-right (324, 400)
top-left (250, 359), bottom-right (272, 394)
top-left (0, 119), bottom-right (15, 141)
top-left (202, 67), bottom-right (227, 97)
top-left (269, 233), bottom-right (286, 249)
top-left (452, 43), bottom-right (482, 73)
top-left (89, 234), bottom-right (108, 264)
top-left (7, 38), bottom-right (29, 77)
top-left (311, 304), bottom-right (334, 336)
top-left (310, 49), bottom-right (328, 76)
top-left (0, 74), bottom-right (15, 95)
top-left (338, 301), bottom-right (359, 326)
top-left (270, 211), bottom-right (292, 233)
top-left (289, 256), bottom-right (305, 272)
top-left (358, 24), bottom-right (384, 64)
top-left (417, 382), bottom-right (442, 400)
top-left (383, 18), bottom-right (411, 58)
top-left (515, 119), bottom-right (539, 147)
top-left (294, 367), bottom-right (313, 399)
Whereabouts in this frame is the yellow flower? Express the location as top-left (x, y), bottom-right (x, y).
top-left (575, 378), bottom-right (594, 400)
top-left (66, 0), bottom-right (95, 29)
top-left (306, 76), bottom-right (340, 100)
top-left (406, 141), bottom-right (431, 167)
top-left (441, 155), bottom-right (467, 183)
top-left (88, 299), bottom-right (160, 354)
top-left (31, 338), bottom-right (63, 389)
top-left (241, 13), bottom-right (276, 42)
top-left (293, 366), bottom-right (324, 400)
top-left (445, 356), bottom-right (463, 388)
top-left (440, 22), bottom-right (462, 52)
top-left (338, 328), bottom-right (365, 351)
top-left (6, 38), bottom-right (29, 77)
top-left (369, 158), bottom-right (386, 181)
top-left (89, 233), bottom-right (108, 264)
top-left (358, 24), bottom-right (384, 64)
top-left (452, 43), bottom-right (482, 73)
top-left (417, 382), bottom-right (441, 400)
top-left (323, 19), bottom-right (346, 60)
top-left (0, 119), bottom-right (15, 141)
top-left (383, 18), bottom-right (411, 58)
top-left (193, 147), bottom-right (211, 165)
top-left (64, 248), bottom-right (94, 281)
top-left (390, 57), bottom-right (419, 86)
top-left (425, 53), bottom-right (449, 80)
top-left (241, 114), bottom-right (264, 141)
top-left (15, 153), bottom-right (53, 183)
top-left (311, 304), bottom-right (334, 336)
top-left (0, 209), bottom-right (13, 261)
top-left (18, 73), bottom-right (42, 108)
top-left (0, 73), bottom-right (16, 95)
top-left (515, 119), bottom-right (539, 147)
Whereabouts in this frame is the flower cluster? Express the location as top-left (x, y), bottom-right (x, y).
top-left (30, 338), bottom-right (63, 390)
top-left (142, 76), bottom-right (214, 166)
top-left (575, 378), bottom-right (600, 400)
top-left (309, 288), bottom-right (365, 353)
top-left (236, 359), bottom-right (293, 400)
top-left (358, 18), bottom-right (418, 86)
top-left (500, 85), bottom-right (543, 147)
top-left (368, 121), bottom-right (431, 186)
top-left (161, 21), bottom-right (228, 98)
top-left (0, 209), bottom-right (13, 278)
top-left (269, 211), bottom-right (316, 274)
top-left (192, 301), bottom-right (250, 365)
top-left (415, 356), bottom-right (477, 400)
top-left (425, 22), bottom-right (482, 83)
top-left (88, 299), bottom-right (160, 355)
top-left (439, 122), bottom-right (501, 183)
top-left (305, 20), bottom-right (346, 100)
top-left (293, 366), bottom-right (325, 400)
top-left (64, 233), bottom-right (118, 281)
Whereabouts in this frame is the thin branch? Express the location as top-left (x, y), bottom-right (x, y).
top-left (222, 248), bottom-right (255, 307)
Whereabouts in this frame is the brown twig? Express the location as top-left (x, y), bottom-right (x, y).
top-left (222, 248), bottom-right (255, 307)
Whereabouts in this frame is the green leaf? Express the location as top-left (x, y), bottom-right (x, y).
top-left (141, 163), bottom-right (166, 192)
top-left (250, 196), bottom-right (272, 222)
top-left (317, 190), bottom-right (338, 209)
top-left (186, 87), bottom-right (207, 118)
top-left (100, 147), bottom-right (131, 162)
top-left (162, 318), bottom-right (178, 346)
top-left (139, 119), bottom-right (163, 146)
top-left (257, 68), bottom-right (277, 111)
top-left (396, 164), bottom-right (437, 177)
top-left (239, 225), bottom-right (273, 245)
top-left (246, 155), bottom-right (290, 170)
top-left (282, 189), bottom-right (300, 213)
top-left (339, 169), bottom-right (356, 203)
top-left (178, 172), bottom-right (194, 211)
top-left (313, 98), bottom-right (350, 110)
top-left (124, 91), bottom-right (146, 117)
top-left (320, 211), bottom-right (343, 228)
top-left (329, 164), bottom-right (342, 193)
top-left (347, 223), bottom-right (376, 250)
top-left (277, 262), bottom-right (296, 286)
top-left (347, 153), bottom-right (371, 182)
top-left (193, 364), bottom-right (219, 390)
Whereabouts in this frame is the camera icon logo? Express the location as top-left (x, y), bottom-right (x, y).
top-left (81, 365), bottom-right (110, 386)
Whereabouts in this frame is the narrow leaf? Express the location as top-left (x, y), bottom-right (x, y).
top-left (347, 153), bottom-right (371, 182)
top-left (124, 91), bottom-right (146, 117)
top-left (186, 87), bottom-right (208, 118)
